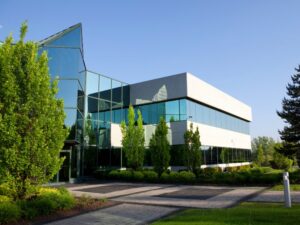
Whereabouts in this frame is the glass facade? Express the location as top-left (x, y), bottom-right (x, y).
top-left (38, 24), bottom-right (251, 176)
top-left (39, 25), bottom-right (85, 144)
top-left (113, 98), bottom-right (250, 134)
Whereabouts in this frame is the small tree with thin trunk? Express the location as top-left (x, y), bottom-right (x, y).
top-left (149, 117), bottom-right (170, 175)
top-left (0, 23), bottom-right (68, 199)
top-left (184, 123), bottom-right (202, 172)
top-left (121, 105), bottom-right (145, 170)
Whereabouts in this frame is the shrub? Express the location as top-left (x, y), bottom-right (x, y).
top-left (272, 152), bottom-right (293, 171)
top-left (19, 187), bottom-right (75, 220)
top-left (226, 167), bottom-right (238, 173)
top-left (119, 170), bottom-right (132, 181)
top-left (143, 170), bottom-right (158, 182)
top-left (0, 202), bottom-right (21, 224)
top-left (203, 167), bottom-right (222, 176)
top-left (177, 171), bottom-right (196, 183)
top-left (108, 170), bottom-right (120, 179)
top-left (169, 172), bottom-right (180, 183)
top-left (0, 195), bottom-right (11, 203)
top-left (160, 172), bottom-right (170, 183)
top-left (132, 171), bottom-right (144, 181)
top-left (0, 183), bottom-right (14, 199)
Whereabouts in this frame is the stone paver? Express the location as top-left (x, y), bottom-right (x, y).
top-left (45, 182), bottom-right (268, 225)
top-left (114, 185), bottom-right (265, 208)
top-left (45, 203), bottom-right (179, 225)
top-left (248, 191), bottom-right (300, 203)
top-left (69, 182), bottom-right (170, 199)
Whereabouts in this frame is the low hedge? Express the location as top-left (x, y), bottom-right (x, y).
top-left (105, 166), bottom-right (295, 186)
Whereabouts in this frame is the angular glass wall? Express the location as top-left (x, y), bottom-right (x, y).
top-left (85, 71), bottom-right (128, 148)
top-left (38, 24), bottom-right (85, 143)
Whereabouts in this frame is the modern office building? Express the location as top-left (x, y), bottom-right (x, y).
top-left (37, 23), bottom-right (252, 181)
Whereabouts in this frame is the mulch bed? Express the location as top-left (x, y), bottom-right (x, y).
top-left (7, 198), bottom-right (118, 225)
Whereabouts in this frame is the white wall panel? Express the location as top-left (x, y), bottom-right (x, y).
top-left (187, 121), bottom-right (251, 149)
top-left (186, 73), bottom-right (252, 121)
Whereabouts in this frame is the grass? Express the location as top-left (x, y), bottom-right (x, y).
top-left (271, 184), bottom-right (300, 191)
top-left (152, 202), bottom-right (300, 225)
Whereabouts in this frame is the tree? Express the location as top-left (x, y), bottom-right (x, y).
top-left (184, 123), bottom-right (201, 172)
top-left (149, 117), bottom-right (170, 175)
top-left (121, 105), bottom-right (145, 170)
top-left (0, 23), bottom-right (68, 199)
top-left (272, 143), bottom-right (293, 171)
top-left (251, 136), bottom-right (275, 165)
top-left (277, 66), bottom-right (300, 164)
top-left (256, 144), bottom-right (264, 166)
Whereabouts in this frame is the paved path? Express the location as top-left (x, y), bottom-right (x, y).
top-left (248, 190), bottom-right (300, 203)
top-left (45, 203), bottom-right (178, 225)
top-left (44, 182), bottom-right (266, 225)
top-left (113, 185), bottom-right (265, 208)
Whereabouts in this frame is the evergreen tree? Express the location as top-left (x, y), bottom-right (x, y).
top-left (0, 23), bottom-right (68, 199)
top-left (149, 117), bottom-right (170, 175)
top-left (184, 123), bottom-right (202, 172)
top-left (121, 105), bottom-right (145, 170)
top-left (277, 66), bottom-right (300, 164)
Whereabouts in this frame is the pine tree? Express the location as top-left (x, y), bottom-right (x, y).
top-left (149, 117), bottom-right (170, 175)
top-left (277, 66), bottom-right (300, 164)
top-left (184, 123), bottom-right (202, 172)
top-left (121, 105), bottom-right (145, 170)
top-left (0, 23), bottom-right (68, 199)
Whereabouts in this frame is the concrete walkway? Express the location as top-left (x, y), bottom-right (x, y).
top-left (45, 203), bottom-right (178, 225)
top-left (248, 190), bottom-right (300, 203)
top-left (44, 182), bottom-right (267, 225)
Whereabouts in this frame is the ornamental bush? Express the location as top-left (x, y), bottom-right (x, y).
top-left (142, 170), bottom-right (158, 182)
top-left (0, 201), bottom-right (21, 224)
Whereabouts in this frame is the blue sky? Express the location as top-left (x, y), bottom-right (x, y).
top-left (1, 0), bottom-right (299, 140)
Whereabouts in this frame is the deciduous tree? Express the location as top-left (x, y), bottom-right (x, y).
top-left (0, 23), bottom-right (68, 199)
top-left (121, 105), bottom-right (145, 170)
top-left (149, 117), bottom-right (170, 175)
top-left (184, 123), bottom-right (202, 172)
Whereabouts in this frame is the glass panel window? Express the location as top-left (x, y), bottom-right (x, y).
top-left (99, 76), bottom-right (112, 101)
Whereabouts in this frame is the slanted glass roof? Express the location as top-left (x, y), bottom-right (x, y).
top-left (39, 23), bottom-right (83, 52)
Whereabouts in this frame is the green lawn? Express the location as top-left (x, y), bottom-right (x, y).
top-left (152, 203), bottom-right (300, 225)
top-left (271, 184), bottom-right (300, 191)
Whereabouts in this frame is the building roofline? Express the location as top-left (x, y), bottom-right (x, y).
top-left (38, 23), bottom-right (82, 47)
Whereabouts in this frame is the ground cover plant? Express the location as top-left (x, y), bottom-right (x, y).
top-left (152, 202), bottom-right (300, 225)
top-left (0, 186), bottom-right (110, 224)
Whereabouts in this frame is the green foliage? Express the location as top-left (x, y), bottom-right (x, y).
top-left (108, 170), bottom-right (120, 179)
top-left (118, 170), bottom-right (132, 181)
top-left (142, 170), bottom-right (158, 182)
top-left (251, 136), bottom-right (276, 166)
top-left (153, 203), bottom-right (300, 225)
top-left (150, 117), bottom-right (171, 175)
top-left (184, 123), bottom-right (202, 172)
top-left (177, 171), bottom-right (196, 183)
top-left (202, 167), bottom-right (222, 176)
top-left (0, 22), bottom-right (68, 200)
top-left (277, 65), bottom-right (300, 165)
top-left (272, 151), bottom-right (293, 171)
top-left (18, 187), bottom-right (75, 220)
top-left (256, 144), bottom-right (264, 166)
top-left (0, 201), bottom-right (21, 224)
top-left (121, 105), bottom-right (145, 170)
top-left (132, 171), bottom-right (144, 181)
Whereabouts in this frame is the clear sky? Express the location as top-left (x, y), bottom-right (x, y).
top-left (1, 0), bottom-right (299, 140)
